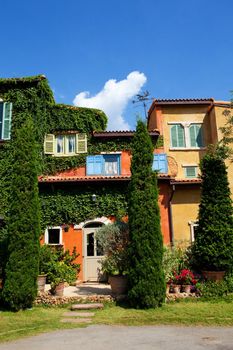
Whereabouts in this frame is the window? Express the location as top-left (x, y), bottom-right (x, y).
top-left (170, 123), bottom-right (204, 149)
top-left (0, 102), bottom-right (12, 140)
top-left (189, 221), bottom-right (198, 242)
top-left (183, 166), bottom-right (198, 178)
top-left (170, 124), bottom-right (185, 148)
top-left (152, 153), bottom-right (168, 173)
top-left (86, 154), bottom-right (121, 176)
top-left (189, 124), bottom-right (203, 148)
top-left (44, 133), bottom-right (87, 155)
top-left (45, 227), bottom-right (62, 245)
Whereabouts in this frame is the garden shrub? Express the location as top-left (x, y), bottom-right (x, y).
top-left (192, 149), bottom-right (233, 272)
top-left (96, 221), bottom-right (129, 275)
top-left (127, 120), bottom-right (165, 308)
top-left (2, 117), bottom-right (40, 311)
top-left (197, 281), bottom-right (229, 300)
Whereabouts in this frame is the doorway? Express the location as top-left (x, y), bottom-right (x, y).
top-left (83, 222), bottom-right (104, 281)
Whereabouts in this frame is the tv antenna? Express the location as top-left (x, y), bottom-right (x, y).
top-left (132, 91), bottom-right (153, 119)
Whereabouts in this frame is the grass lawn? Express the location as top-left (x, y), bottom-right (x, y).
top-left (1, 299), bottom-right (233, 343)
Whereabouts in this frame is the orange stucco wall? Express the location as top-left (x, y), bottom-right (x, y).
top-left (158, 182), bottom-right (171, 245)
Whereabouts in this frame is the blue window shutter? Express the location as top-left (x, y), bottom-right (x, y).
top-left (152, 154), bottom-right (168, 173)
top-left (86, 155), bottom-right (104, 175)
top-left (152, 154), bottom-right (159, 171)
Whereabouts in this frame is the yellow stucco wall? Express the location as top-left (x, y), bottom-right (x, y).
top-left (161, 105), bottom-right (212, 178)
top-left (172, 186), bottom-right (200, 243)
top-left (214, 105), bottom-right (233, 200)
top-left (149, 102), bottom-right (232, 244)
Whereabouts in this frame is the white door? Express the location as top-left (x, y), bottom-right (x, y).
top-left (83, 227), bottom-right (104, 281)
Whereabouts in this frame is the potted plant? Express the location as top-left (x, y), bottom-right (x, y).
top-left (178, 269), bottom-right (196, 293)
top-left (96, 221), bottom-right (129, 295)
top-left (47, 260), bottom-right (76, 296)
top-left (163, 245), bottom-right (190, 294)
top-left (38, 245), bottom-right (54, 292)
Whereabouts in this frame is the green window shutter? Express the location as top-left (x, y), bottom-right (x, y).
top-left (0, 103), bottom-right (3, 139)
top-left (171, 125), bottom-right (178, 147)
top-left (177, 124), bottom-right (185, 147)
top-left (44, 134), bottom-right (55, 154)
top-left (196, 125), bottom-right (203, 147)
top-left (171, 124), bottom-right (185, 148)
top-left (185, 166), bottom-right (197, 178)
top-left (1, 102), bottom-right (12, 140)
top-left (76, 133), bottom-right (87, 153)
top-left (189, 124), bottom-right (203, 147)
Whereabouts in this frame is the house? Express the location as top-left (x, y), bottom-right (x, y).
top-left (0, 75), bottom-right (173, 282)
top-left (1, 75), bottom-right (231, 281)
top-left (148, 98), bottom-right (232, 244)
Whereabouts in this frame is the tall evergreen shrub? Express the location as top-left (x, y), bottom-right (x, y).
top-left (192, 150), bottom-right (233, 272)
top-left (2, 116), bottom-right (40, 310)
top-left (127, 120), bottom-right (165, 308)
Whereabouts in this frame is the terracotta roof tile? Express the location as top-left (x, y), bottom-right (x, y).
top-left (170, 178), bottom-right (202, 185)
top-left (38, 173), bottom-right (171, 183)
top-left (38, 175), bottom-right (131, 183)
top-left (93, 130), bottom-right (159, 137)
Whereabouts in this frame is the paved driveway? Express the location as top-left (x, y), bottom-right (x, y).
top-left (0, 325), bottom-right (233, 350)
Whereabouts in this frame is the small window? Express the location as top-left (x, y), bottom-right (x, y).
top-left (184, 166), bottom-right (197, 178)
top-left (0, 102), bottom-right (12, 140)
top-left (45, 227), bottom-right (62, 245)
top-left (44, 133), bottom-right (87, 156)
top-left (170, 124), bottom-right (185, 148)
top-left (189, 221), bottom-right (198, 242)
top-left (86, 154), bottom-right (121, 176)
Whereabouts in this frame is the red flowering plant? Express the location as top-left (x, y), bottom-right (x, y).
top-left (172, 269), bottom-right (197, 285)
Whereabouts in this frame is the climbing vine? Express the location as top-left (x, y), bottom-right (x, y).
top-left (0, 74), bottom-right (163, 228)
top-left (40, 183), bottom-right (128, 230)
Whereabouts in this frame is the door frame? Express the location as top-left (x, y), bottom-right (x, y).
top-left (81, 217), bottom-right (111, 281)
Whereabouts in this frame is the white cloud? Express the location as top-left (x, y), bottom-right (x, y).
top-left (73, 71), bottom-right (147, 130)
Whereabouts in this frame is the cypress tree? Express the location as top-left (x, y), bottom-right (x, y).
top-left (2, 116), bottom-right (40, 310)
top-left (127, 120), bottom-right (165, 308)
top-left (192, 150), bottom-right (233, 272)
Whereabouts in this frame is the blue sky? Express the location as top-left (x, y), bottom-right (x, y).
top-left (1, 0), bottom-right (233, 129)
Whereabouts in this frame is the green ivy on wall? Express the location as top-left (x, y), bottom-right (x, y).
top-left (40, 183), bottom-right (128, 230)
top-left (0, 74), bottom-right (163, 228)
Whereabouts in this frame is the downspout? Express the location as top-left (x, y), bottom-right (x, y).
top-left (168, 184), bottom-right (175, 247)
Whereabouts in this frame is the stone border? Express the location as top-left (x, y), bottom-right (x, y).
top-left (34, 292), bottom-right (113, 306)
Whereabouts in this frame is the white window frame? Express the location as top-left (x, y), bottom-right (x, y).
top-left (45, 226), bottom-right (63, 245)
top-left (168, 122), bottom-right (205, 150)
top-left (188, 221), bottom-right (199, 242)
top-left (52, 133), bottom-right (87, 156)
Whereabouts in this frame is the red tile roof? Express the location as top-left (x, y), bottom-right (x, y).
top-left (39, 175), bottom-right (131, 183)
top-left (92, 130), bottom-right (159, 137)
top-left (38, 173), bottom-right (171, 183)
top-left (153, 98), bottom-right (214, 104)
top-left (148, 98), bottom-right (214, 116)
top-left (170, 178), bottom-right (202, 185)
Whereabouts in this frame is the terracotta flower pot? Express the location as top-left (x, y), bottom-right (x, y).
top-left (51, 282), bottom-right (65, 296)
top-left (37, 274), bottom-right (47, 293)
top-left (202, 271), bottom-right (225, 282)
top-left (182, 285), bottom-right (191, 293)
top-left (173, 284), bottom-right (181, 293)
top-left (109, 275), bottom-right (128, 295)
